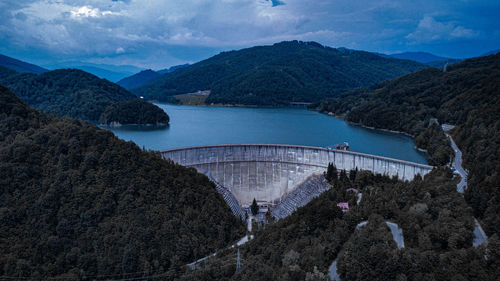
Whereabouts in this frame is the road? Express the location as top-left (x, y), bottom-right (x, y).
top-left (187, 213), bottom-right (254, 270)
top-left (442, 124), bottom-right (487, 247)
top-left (442, 125), bottom-right (467, 193)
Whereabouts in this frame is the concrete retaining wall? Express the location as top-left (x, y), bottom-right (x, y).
top-left (161, 144), bottom-right (433, 206)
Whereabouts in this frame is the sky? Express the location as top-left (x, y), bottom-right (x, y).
top-left (0, 0), bottom-right (499, 70)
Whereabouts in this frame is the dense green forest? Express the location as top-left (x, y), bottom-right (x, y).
top-left (315, 54), bottom-right (500, 237)
top-left (0, 66), bottom-right (167, 123)
top-left (117, 69), bottom-right (161, 89)
top-left (179, 168), bottom-right (499, 280)
top-left (99, 99), bottom-right (170, 125)
top-left (0, 86), bottom-right (245, 279)
top-left (133, 41), bottom-right (425, 105)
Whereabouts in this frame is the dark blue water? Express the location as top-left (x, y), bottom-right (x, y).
top-left (107, 104), bottom-right (427, 164)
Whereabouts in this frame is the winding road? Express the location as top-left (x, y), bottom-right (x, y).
top-left (442, 125), bottom-right (467, 193)
top-left (442, 124), bottom-right (487, 247)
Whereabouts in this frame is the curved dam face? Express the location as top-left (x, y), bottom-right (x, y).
top-left (161, 144), bottom-right (433, 207)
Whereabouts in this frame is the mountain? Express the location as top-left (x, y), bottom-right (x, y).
top-left (0, 66), bottom-right (136, 121)
top-left (118, 64), bottom-right (191, 90)
top-left (157, 63), bottom-right (190, 74)
top-left (0, 86), bottom-right (245, 279)
top-left (68, 65), bottom-right (133, 82)
top-left (133, 41), bottom-right (426, 105)
top-left (317, 53), bottom-right (500, 238)
top-left (387, 51), bottom-right (453, 63)
top-left (482, 49), bottom-right (500, 56)
top-left (117, 69), bottom-right (161, 89)
top-left (0, 54), bottom-right (48, 74)
top-left (426, 58), bottom-right (462, 69)
top-left (43, 62), bottom-right (144, 82)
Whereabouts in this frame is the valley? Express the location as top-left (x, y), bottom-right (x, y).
top-left (0, 9), bottom-right (498, 278)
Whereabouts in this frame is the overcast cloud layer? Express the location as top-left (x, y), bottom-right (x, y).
top-left (0, 0), bottom-right (499, 69)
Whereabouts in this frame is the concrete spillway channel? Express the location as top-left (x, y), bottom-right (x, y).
top-left (162, 144), bottom-right (433, 211)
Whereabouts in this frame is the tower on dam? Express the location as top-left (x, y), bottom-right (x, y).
top-left (161, 144), bottom-right (433, 211)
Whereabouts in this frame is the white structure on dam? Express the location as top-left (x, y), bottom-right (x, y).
top-left (161, 144), bottom-right (433, 208)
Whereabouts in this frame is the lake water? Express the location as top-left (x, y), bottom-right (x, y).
top-left (107, 104), bottom-right (427, 164)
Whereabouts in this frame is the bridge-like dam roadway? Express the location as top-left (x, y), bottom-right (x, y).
top-left (161, 144), bottom-right (433, 208)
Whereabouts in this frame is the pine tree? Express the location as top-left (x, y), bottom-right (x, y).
top-left (326, 162), bottom-right (338, 181)
top-left (251, 198), bottom-right (259, 216)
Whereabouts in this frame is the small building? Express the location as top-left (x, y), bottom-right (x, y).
top-left (337, 202), bottom-right (349, 212)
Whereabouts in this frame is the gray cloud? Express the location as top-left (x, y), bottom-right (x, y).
top-left (0, 0), bottom-right (498, 68)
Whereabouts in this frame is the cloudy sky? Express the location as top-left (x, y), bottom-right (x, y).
top-left (1, 0), bottom-right (499, 69)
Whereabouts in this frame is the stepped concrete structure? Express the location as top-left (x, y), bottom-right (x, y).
top-left (272, 175), bottom-right (332, 220)
top-left (161, 144), bottom-right (433, 208)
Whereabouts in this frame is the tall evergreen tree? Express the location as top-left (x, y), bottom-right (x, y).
top-left (251, 198), bottom-right (259, 216)
top-left (325, 163), bottom-right (338, 181)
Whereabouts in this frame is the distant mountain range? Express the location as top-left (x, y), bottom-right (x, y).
top-left (157, 63), bottom-right (190, 74)
top-left (482, 49), bottom-right (500, 56)
top-left (117, 69), bottom-right (160, 90)
top-left (42, 62), bottom-right (145, 82)
top-left (132, 41), bottom-right (426, 105)
top-left (0, 54), bottom-right (48, 74)
top-left (117, 64), bottom-right (190, 89)
top-left (385, 52), bottom-right (453, 63)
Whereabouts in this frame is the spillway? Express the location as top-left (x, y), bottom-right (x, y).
top-left (161, 144), bottom-right (433, 208)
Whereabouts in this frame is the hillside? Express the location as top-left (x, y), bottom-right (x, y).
top-left (388, 52), bottom-right (453, 63)
top-left (0, 54), bottom-right (48, 74)
top-left (117, 69), bottom-right (161, 89)
top-left (316, 54), bottom-right (500, 237)
top-left (99, 99), bottom-right (170, 126)
top-left (133, 41), bottom-right (426, 105)
top-left (43, 62), bottom-right (145, 82)
top-left (0, 86), bottom-right (245, 279)
top-left (179, 168), bottom-right (499, 280)
top-left (0, 67), bottom-right (137, 121)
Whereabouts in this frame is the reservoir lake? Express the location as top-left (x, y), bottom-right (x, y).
top-left (107, 104), bottom-right (428, 164)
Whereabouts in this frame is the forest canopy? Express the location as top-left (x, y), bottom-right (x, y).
top-left (99, 99), bottom-right (170, 126)
top-left (316, 53), bottom-right (500, 238)
top-left (0, 66), bottom-right (169, 126)
top-left (132, 41), bottom-right (425, 105)
top-left (0, 86), bottom-right (245, 279)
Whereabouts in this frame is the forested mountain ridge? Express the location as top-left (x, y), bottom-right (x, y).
top-left (316, 53), bottom-right (500, 237)
top-left (133, 41), bottom-right (426, 105)
top-left (117, 69), bottom-right (161, 89)
top-left (0, 54), bottom-right (48, 74)
top-left (0, 66), bottom-right (167, 123)
top-left (0, 86), bottom-right (245, 279)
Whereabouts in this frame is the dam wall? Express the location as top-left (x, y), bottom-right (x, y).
top-left (161, 144), bottom-right (433, 207)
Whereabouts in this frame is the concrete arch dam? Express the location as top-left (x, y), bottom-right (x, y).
top-left (161, 144), bottom-right (433, 207)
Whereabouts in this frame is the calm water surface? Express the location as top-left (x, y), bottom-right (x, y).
top-left (107, 104), bottom-right (427, 164)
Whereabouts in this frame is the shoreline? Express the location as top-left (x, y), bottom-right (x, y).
top-left (152, 100), bottom-right (311, 109)
top-left (321, 110), bottom-right (429, 157)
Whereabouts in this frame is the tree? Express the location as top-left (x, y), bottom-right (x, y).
top-left (325, 163), bottom-right (338, 181)
top-left (349, 168), bottom-right (358, 182)
top-left (251, 198), bottom-right (259, 216)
